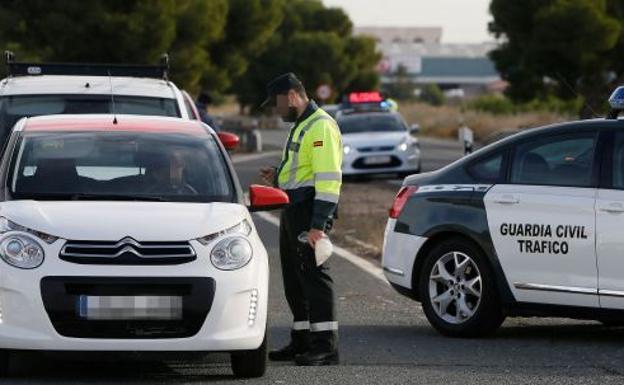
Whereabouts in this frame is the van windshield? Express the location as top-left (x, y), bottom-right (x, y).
top-left (0, 95), bottom-right (180, 144)
top-left (9, 131), bottom-right (234, 203)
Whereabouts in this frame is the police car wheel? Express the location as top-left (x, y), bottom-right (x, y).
top-left (419, 237), bottom-right (504, 337)
top-left (230, 330), bottom-right (267, 378)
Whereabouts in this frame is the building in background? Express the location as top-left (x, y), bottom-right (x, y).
top-left (355, 27), bottom-right (504, 98)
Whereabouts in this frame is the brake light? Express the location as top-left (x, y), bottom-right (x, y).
top-left (389, 186), bottom-right (418, 218)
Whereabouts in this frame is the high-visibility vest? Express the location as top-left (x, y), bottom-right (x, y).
top-left (277, 107), bottom-right (342, 228)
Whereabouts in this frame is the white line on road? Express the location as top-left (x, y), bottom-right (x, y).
top-left (231, 151), bottom-right (282, 164)
top-left (254, 211), bottom-right (389, 285)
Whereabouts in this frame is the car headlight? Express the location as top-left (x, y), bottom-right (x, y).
top-left (211, 236), bottom-right (253, 271)
top-left (343, 144), bottom-right (353, 155)
top-left (0, 234), bottom-right (44, 269)
top-left (0, 217), bottom-right (58, 244)
top-left (397, 138), bottom-right (418, 152)
top-left (397, 141), bottom-right (409, 152)
top-left (196, 219), bottom-right (252, 246)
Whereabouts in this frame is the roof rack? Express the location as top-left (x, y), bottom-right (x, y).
top-left (4, 51), bottom-right (169, 79)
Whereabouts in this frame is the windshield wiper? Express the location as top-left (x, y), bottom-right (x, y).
top-left (69, 193), bottom-right (167, 202)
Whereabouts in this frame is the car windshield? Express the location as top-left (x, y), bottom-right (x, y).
top-left (337, 114), bottom-right (406, 134)
top-left (9, 131), bottom-right (234, 203)
top-left (0, 95), bottom-right (180, 145)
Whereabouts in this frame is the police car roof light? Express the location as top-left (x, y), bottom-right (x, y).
top-left (608, 85), bottom-right (624, 119)
top-left (4, 50), bottom-right (170, 79)
top-left (349, 91), bottom-right (384, 104)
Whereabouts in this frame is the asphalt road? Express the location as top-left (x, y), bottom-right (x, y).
top-left (4, 140), bottom-right (624, 384)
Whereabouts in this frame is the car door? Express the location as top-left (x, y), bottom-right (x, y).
top-left (597, 130), bottom-right (624, 308)
top-left (484, 130), bottom-right (599, 307)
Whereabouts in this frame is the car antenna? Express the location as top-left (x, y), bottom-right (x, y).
top-left (107, 69), bottom-right (118, 125)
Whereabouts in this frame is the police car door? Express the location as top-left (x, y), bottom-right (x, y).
top-left (484, 131), bottom-right (599, 307)
top-left (597, 130), bottom-right (624, 308)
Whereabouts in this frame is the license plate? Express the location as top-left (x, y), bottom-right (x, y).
top-left (78, 295), bottom-right (183, 320)
top-left (363, 156), bottom-right (392, 165)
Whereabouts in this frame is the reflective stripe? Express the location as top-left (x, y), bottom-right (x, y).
top-left (315, 192), bottom-right (340, 203)
top-left (293, 321), bottom-right (311, 330)
top-left (281, 179), bottom-right (315, 190)
top-left (310, 321), bottom-right (338, 332)
top-left (314, 171), bottom-right (342, 181)
top-left (286, 116), bottom-right (334, 187)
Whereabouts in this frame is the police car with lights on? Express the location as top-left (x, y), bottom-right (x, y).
top-left (336, 92), bottom-right (421, 177)
top-left (383, 87), bottom-right (624, 337)
top-left (0, 114), bottom-right (289, 378)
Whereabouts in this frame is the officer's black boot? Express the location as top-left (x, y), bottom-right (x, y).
top-left (269, 330), bottom-right (310, 362)
top-left (294, 331), bottom-right (339, 366)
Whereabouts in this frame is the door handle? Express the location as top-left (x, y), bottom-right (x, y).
top-left (599, 202), bottom-right (624, 214)
top-left (493, 195), bottom-right (519, 205)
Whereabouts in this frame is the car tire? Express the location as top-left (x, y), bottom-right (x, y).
top-left (230, 330), bottom-right (267, 378)
top-left (418, 237), bottom-right (505, 338)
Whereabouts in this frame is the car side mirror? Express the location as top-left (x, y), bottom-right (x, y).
top-left (218, 131), bottom-right (240, 150)
top-left (410, 123), bottom-right (420, 135)
top-left (248, 184), bottom-right (289, 212)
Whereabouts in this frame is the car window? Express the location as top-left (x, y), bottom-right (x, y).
top-left (0, 95), bottom-right (181, 144)
top-left (182, 92), bottom-right (199, 120)
top-left (467, 152), bottom-right (504, 183)
top-left (337, 114), bottom-right (406, 134)
top-left (9, 131), bottom-right (234, 203)
top-left (510, 133), bottom-right (596, 187)
top-left (611, 132), bottom-right (624, 189)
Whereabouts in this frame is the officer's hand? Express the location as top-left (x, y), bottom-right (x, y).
top-left (308, 229), bottom-right (325, 248)
top-left (260, 167), bottom-right (275, 185)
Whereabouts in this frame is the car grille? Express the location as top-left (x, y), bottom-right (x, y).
top-left (41, 276), bottom-right (215, 339)
top-left (357, 146), bottom-right (395, 153)
top-left (60, 237), bottom-right (196, 265)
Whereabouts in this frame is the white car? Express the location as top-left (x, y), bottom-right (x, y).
top-left (337, 111), bottom-right (421, 177)
top-left (0, 114), bottom-right (288, 378)
top-left (0, 53), bottom-right (206, 144)
top-left (383, 98), bottom-right (624, 337)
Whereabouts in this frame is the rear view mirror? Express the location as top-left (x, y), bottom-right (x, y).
top-left (248, 184), bottom-right (289, 212)
top-left (218, 131), bottom-right (240, 150)
top-left (410, 123), bottom-right (420, 134)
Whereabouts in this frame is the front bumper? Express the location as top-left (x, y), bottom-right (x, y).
top-left (342, 146), bottom-right (421, 176)
top-left (0, 235), bottom-right (268, 352)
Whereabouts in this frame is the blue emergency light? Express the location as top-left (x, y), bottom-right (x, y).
top-left (608, 86), bottom-right (624, 119)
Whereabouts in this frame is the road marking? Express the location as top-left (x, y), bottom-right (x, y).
top-left (231, 151), bottom-right (282, 164)
top-left (254, 211), bottom-right (388, 285)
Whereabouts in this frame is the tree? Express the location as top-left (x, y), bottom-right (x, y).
top-left (234, 0), bottom-right (380, 111)
top-left (489, 0), bottom-right (621, 116)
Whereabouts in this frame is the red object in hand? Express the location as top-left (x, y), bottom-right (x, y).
top-left (389, 186), bottom-right (418, 218)
top-left (218, 131), bottom-right (240, 150)
top-left (249, 184), bottom-right (289, 211)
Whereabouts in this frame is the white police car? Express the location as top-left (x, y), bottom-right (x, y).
top-left (0, 114), bottom-right (288, 377)
top-left (383, 88), bottom-right (624, 337)
top-left (337, 92), bottom-right (421, 177)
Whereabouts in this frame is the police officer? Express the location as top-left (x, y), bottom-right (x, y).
top-left (259, 73), bottom-right (342, 366)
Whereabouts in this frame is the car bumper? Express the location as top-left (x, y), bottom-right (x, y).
top-left (0, 235), bottom-right (268, 352)
top-left (342, 147), bottom-right (421, 176)
top-left (382, 219), bottom-right (427, 290)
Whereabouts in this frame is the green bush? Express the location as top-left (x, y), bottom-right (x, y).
top-left (420, 84), bottom-right (445, 106)
top-left (468, 95), bottom-right (515, 115)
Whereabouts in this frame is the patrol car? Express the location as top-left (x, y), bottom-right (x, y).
top-left (383, 88), bottom-right (624, 337)
top-left (336, 92), bottom-right (421, 177)
top-left (0, 52), bottom-right (211, 144)
top-left (0, 114), bottom-right (288, 377)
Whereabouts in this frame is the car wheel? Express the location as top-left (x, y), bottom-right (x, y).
top-left (231, 330), bottom-right (267, 378)
top-left (419, 237), bottom-right (505, 337)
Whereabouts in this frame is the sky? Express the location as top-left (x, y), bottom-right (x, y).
top-left (322, 0), bottom-right (493, 43)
